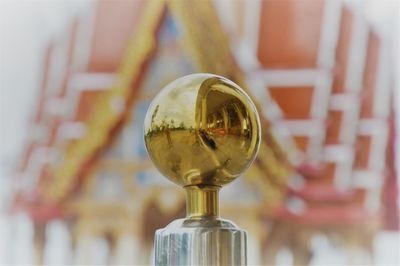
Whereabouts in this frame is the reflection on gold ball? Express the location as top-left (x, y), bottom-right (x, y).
top-left (144, 73), bottom-right (260, 188)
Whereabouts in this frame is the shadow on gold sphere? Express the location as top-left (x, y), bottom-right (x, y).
top-left (144, 73), bottom-right (261, 188)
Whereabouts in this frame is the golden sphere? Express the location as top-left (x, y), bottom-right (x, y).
top-left (144, 74), bottom-right (260, 188)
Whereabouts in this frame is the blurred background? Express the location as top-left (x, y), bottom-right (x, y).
top-left (0, 0), bottom-right (399, 265)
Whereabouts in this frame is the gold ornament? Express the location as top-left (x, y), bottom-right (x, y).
top-left (144, 73), bottom-right (261, 218)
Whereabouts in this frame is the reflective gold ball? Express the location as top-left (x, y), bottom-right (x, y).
top-left (144, 74), bottom-right (260, 188)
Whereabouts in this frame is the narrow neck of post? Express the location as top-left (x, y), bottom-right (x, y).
top-left (185, 185), bottom-right (220, 218)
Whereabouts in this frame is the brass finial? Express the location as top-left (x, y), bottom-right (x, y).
top-left (144, 73), bottom-right (260, 218)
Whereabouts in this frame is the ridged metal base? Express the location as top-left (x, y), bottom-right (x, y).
top-left (154, 217), bottom-right (247, 266)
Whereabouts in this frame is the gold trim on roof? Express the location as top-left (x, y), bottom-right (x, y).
top-left (46, 1), bottom-right (165, 201)
top-left (169, 0), bottom-right (293, 200)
